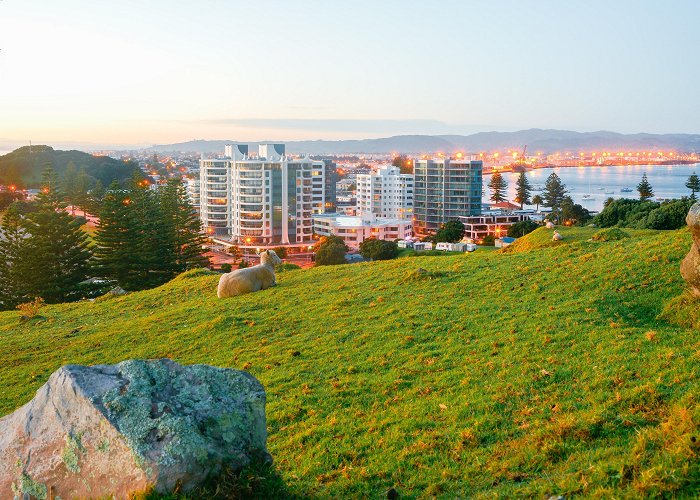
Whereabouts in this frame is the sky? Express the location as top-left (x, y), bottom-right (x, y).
top-left (0, 0), bottom-right (699, 148)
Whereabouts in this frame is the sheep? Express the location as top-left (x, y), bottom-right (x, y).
top-left (545, 221), bottom-right (555, 229)
top-left (552, 231), bottom-right (563, 241)
top-left (217, 249), bottom-right (283, 298)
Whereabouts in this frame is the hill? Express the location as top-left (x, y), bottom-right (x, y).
top-left (0, 146), bottom-right (143, 188)
top-left (144, 129), bottom-right (700, 155)
top-left (1, 227), bottom-right (699, 497)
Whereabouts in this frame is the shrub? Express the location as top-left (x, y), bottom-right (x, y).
top-left (315, 235), bottom-right (348, 266)
top-left (17, 297), bottom-right (44, 319)
top-left (507, 220), bottom-right (539, 238)
top-left (273, 247), bottom-right (288, 259)
top-left (594, 197), bottom-right (693, 230)
top-left (359, 238), bottom-right (399, 261)
top-left (220, 263), bottom-right (232, 273)
top-left (276, 263), bottom-right (301, 273)
top-left (238, 260), bottom-right (251, 269)
top-left (592, 228), bottom-right (630, 242)
top-left (481, 235), bottom-right (496, 246)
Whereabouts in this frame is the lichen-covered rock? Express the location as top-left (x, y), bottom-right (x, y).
top-left (681, 203), bottom-right (700, 297)
top-left (0, 359), bottom-right (271, 499)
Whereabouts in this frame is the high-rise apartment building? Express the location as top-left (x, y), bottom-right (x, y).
top-left (413, 156), bottom-right (483, 236)
top-left (356, 165), bottom-right (413, 219)
top-left (199, 144), bottom-right (325, 248)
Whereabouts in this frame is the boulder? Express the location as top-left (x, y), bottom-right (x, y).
top-left (681, 203), bottom-right (700, 297)
top-left (0, 359), bottom-right (271, 499)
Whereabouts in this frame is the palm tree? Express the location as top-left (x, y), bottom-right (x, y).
top-left (532, 194), bottom-right (543, 211)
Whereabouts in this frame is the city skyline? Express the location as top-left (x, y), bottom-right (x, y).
top-left (1, 0), bottom-right (699, 147)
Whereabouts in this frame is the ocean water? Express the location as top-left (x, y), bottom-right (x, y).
top-left (485, 164), bottom-right (700, 212)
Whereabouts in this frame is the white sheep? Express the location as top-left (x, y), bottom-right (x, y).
top-left (545, 221), bottom-right (555, 229)
top-left (552, 231), bottom-right (563, 241)
top-left (217, 250), bottom-right (283, 298)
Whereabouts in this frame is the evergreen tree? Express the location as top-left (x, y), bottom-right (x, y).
top-left (637, 173), bottom-right (654, 201)
top-left (161, 180), bottom-right (208, 272)
top-left (515, 172), bottom-right (532, 209)
top-left (73, 167), bottom-right (92, 216)
top-left (542, 173), bottom-right (568, 222)
top-left (93, 181), bottom-right (138, 288)
top-left (488, 172), bottom-right (508, 203)
top-left (0, 204), bottom-right (26, 309)
top-left (15, 168), bottom-right (92, 304)
top-left (532, 194), bottom-right (543, 211)
top-left (62, 161), bottom-right (79, 214)
top-left (686, 172), bottom-right (700, 201)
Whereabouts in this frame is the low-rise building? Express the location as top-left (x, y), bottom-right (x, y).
top-left (458, 212), bottom-right (533, 242)
top-left (313, 212), bottom-right (412, 250)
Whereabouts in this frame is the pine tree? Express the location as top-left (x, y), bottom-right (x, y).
top-left (637, 173), bottom-right (654, 201)
top-left (160, 180), bottom-right (208, 273)
top-left (686, 172), bottom-right (700, 202)
top-left (73, 167), bottom-right (92, 216)
top-left (62, 161), bottom-right (78, 215)
top-left (16, 168), bottom-right (93, 304)
top-left (488, 172), bottom-right (508, 203)
top-left (543, 173), bottom-right (568, 222)
top-left (515, 172), bottom-right (532, 209)
top-left (93, 181), bottom-right (137, 288)
top-left (0, 204), bottom-right (27, 309)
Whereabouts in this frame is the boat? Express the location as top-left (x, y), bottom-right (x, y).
top-left (597, 187), bottom-right (605, 191)
top-left (582, 194), bottom-right (593, 199)
top-left (621, 187), bottom-right (633, 193)
top-left (604, 190), bottom-right (615, 194)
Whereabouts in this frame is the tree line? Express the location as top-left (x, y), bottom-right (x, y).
top-left (0, 168), bottom-right (207, 311)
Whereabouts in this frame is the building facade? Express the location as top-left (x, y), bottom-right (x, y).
top-left (413, 156), bottom-right (483, 236)
top-left (458, 212), bottom-right (532, 242)
top-left (312, 212), bottom-right (413, 250)
top-left (199, 144), bottom-right (325, 247)
top-left (356, 165), bottom-right (413, 219)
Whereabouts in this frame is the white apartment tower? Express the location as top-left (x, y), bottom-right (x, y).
top-left (199, 144), bottom-right (325, 247)
top-left (356, 165), bottom-right (414, 219)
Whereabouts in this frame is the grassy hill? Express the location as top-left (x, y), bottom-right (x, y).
top-left (1, 227), bottom-right (699, 498)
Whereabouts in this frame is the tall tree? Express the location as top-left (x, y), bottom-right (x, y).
top-left (532, 194), bottom-right (543, 211)
top-left (514, 172), bottom-right (532, 209)
top-left (392, 154), bottom-right (413, 174)
top-left (15, 168), bottom-right (92, 304)
top-left (488, 172), bottom-right (508, 203)
top-left (0, 204), bottom-right (26, 309)
top-left (686, 172), bottom-right (700, 201)
top-left (543, 173), bottom-right (568, 208)
top-left (637, 173), bottom-right (654, 201)
top-left (159, 180), bottom-right (208, 274)
top-left (434, 220), bottom-right (465, 243)
top-left (93, 181), bottom-right (139, 288)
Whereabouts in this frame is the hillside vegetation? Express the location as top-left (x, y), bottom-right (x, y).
top-left (1, 227), bottom-right (699, 497)
top-left (0, 146), bottom-right (142, 188)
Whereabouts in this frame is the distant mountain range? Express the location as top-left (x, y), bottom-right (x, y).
top-left (144, 129), bottom-right (700, 155)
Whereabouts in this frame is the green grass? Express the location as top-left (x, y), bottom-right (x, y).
top-left (2, 227), bottom-right (699, 498)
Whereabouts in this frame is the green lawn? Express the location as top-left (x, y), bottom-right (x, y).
top-left (1, 227), bottom-right (699, 498)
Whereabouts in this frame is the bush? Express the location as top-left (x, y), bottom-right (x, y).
top-left (359, 238), bottom-right (399, 261)
top-left (238, 260), bottom-right (251, 269)
top-left (17, 297), bottom-right (44, 319)
top-left (481, 235), bottom-right (496, 246)
top-left (594, 197), bottom-right (693, 230)
top-left (315, 235), bottom-right (348, 266)
top-left (591, 228), bottom-right (630, 242)
top-left (273, 247), bottom-right (288, 259)
top-left (220, 263), bottom-right (232, 273)
top-left (507, 220), bottom-right (539, 238)
top-left (276, 263), bottom-right (301, 273)
top-left (433, 220), bottom-right (465, 243)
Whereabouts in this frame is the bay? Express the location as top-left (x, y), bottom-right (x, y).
top-left (484, 163), bottom-right (700, 212)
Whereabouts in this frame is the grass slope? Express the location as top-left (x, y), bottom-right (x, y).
top-left (1, 227), bottom-right (699, 498)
